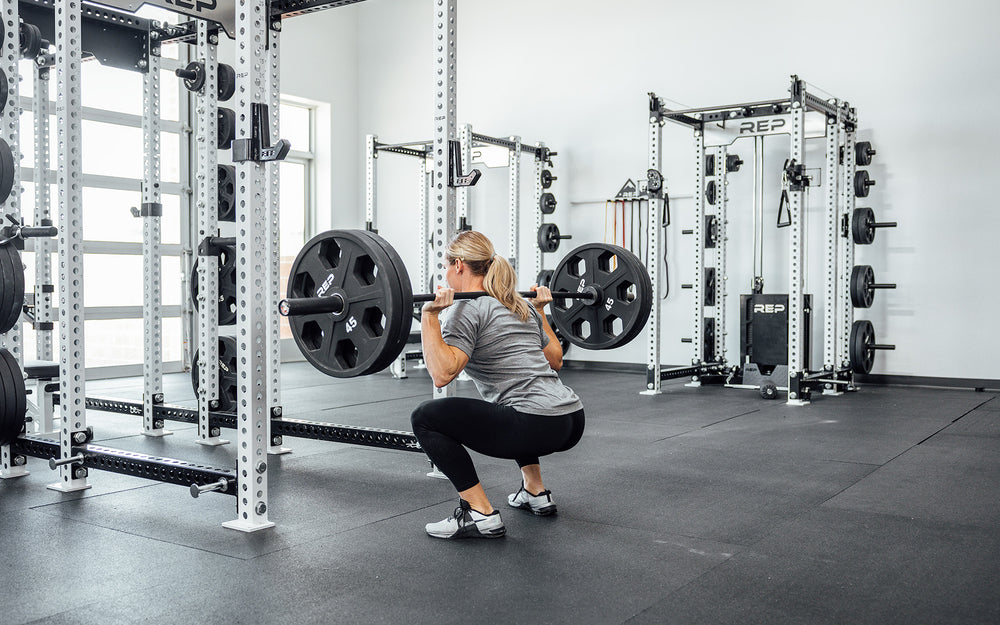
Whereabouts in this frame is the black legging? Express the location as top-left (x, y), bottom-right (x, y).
top-left (411, 397), bottom-right (586, 492)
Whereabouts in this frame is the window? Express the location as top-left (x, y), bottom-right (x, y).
top-left (279, 99), bottom-right (318, 341)
top-left (17, 45), bottom-right (189, 376)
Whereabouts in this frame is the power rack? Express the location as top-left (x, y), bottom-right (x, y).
top-left (643, 76), bottom-right (874, 405)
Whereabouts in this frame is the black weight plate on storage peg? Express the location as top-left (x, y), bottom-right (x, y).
top-left (549, 243), bottom-right (652, 351)
top-left (536, 269), bottom-right (553, 288)
top-left (537, 223), bottom-right (562, 253)
top-left (217, 63), bottom-right (236, 102)
top-left (855, 141), bottom-right (876, 167)
top-left (0, 347), bottom-right (27, 445)
top-left (705, 180), bottom-right (716, 205)
top-left (854, 170), bottom-right (873, 198)
top-left (217, 165), bottom-right (236, 221)
top-left (19, 23), bottom-right (42, 59)
top-left (190, 246), bottom-right (238, 326)
top-left (540, 170), bottom-right (555, 189)
top-left (852, 207), bottom-right (876, 245)
top-left (286, 230), bottom-right (412, 378)
top-left (355, 229), bottom-right (415, 375)
top-left (180, 60), bottom-right (205, 92)
top-left (851, 265), bottom-right (876, 308)
top-left (0, 245), bottom-right (15, 335)
top-left (217, 108), bottom-right (236, 150)
top-left (539, 192), bottom-right (557, 215)
top-left (0, 69), bottom-right (7, 116)
top-left (704, 154), bottom-right (715, 176)
top-left (0, 137), bottom-right (15, 204)
top-left (0, 244), bottom-right (24, 334)
top-left (6, 244), bottom-right (24, 332)
top-left (192, 335), bottom-right (239, 412)
top-left (850, 319), bottom-right (876, 374)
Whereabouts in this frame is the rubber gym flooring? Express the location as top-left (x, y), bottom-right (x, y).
top-left (1, 363), bottom-right (998, 624)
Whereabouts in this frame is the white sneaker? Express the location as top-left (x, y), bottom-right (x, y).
top-left (507, 485), bottom-right (557, 516)
top-left (425, 499), bottom-right (506, 539)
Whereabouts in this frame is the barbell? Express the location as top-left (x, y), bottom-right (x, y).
top-left (279, 229), bottom-right (652, 378)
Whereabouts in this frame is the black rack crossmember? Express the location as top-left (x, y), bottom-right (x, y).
top-left (655, 363), bottom-right (727, 382)
top-left (85, 397), bottom-right (423, 453)
top-left (20, 0), bottom-right (155, 73)
top-left (12, 435), bottom-right (238, 496)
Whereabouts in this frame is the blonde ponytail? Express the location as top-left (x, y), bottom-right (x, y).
top-left (483, 254), bottom-right (532, 322)
top-left (446, 231), bottom-right (533, 322)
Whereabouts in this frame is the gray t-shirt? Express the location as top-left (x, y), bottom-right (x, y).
top-left (441, 297), bottom-right (583, 416)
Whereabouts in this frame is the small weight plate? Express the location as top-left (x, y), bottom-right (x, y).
top-left (854, 170), bottom-right (872, 198)
top-left (536, 269), bottom-right (553, 288)
top-left (0, 138), bottom-right (15, 204)
top-left (540, 170), bottom-right (554, 189)
top-left (191, 245), bottom-right (238, 326)
top-left (537, 223), bottom-right (561, 253)
top-left (0, 244), bottom-right (24, 334)
top-left (19, 23), bottom-right (42, 59)
top-left (706, 180), bottom-right (716, 205)
top-left (851, 265), bottom-right (875, 308)
top-left (549, 243), bottom-right (652, 350)
top-left (540, 193), bottom-right (557, 215)
top-left (0, 70), bottom-right (8, 116)
top-left (217, 165), bottom-right (236, 221)
top-left (217, 63), bottom-right (236, 102)
top-left (192, 336), bottom-right (238, 412)
top-left (850, 319), bottom-right (876, 374)
top-left (181, 61), bottom-right (205, 92)
top-left (218, 108), bottom-right (236, 150)
top-left (286, 230), bottom-right (411, 378)
top-left (852, 207), bottom-right (875, 245)
top-left (0, 347), bottom-right (26, 445)
top-left (856, 141), bottom-right (875, 167)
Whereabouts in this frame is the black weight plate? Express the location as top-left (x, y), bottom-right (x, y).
top-left (536, 269), bottom-right (553, 288)
top-left (852, 207), bottom-right (875, 245)
top-left (0, 347), bottom-right (27, 445)
top-left (0, 69), bottom-right (8, 116)
top-left (0, 137), bottom-right (15, 204)
top-left (856, 141), bottom-right (875, 167)
top-left (0, 245), bottom-right (14, 334)
top-left (540, 192), bottom-right (557, 214)
top-left (706, 180), bottom-right (716, 205)
top-left (286, 230), bottom-right (411, 378)
top-left (854, 170), bottom-right (871, 198)
top-left (192, 335), bottom-right (238, 412)
top-left (7, 244), bottom-right (24, 331)
top-left (181, 61), bottom-right (205, 92)
top-left (217, 165), bottom-right (236, 221)
top-left (850, 319), bottom-right (876, 374)
top-left (20, 23), bottom-right (42, 59)
top-left (218, 108), bottom-right (235, 150)
top-left (0, 244), bottom-right (24, 334)
top-left (537, 223), bottom-right (560, 253)
top-left (354, 229), bottom-right (414, 375)
top-left (541, 170), bottom-right (554, 189)
top-left (190, 252), bottom-right (238, 327)
top-left (217, 63), bottom-right (236, 102)
top-left (851, 265), bottom-right (875, 308)
top-left (549, 243), bottom-right (652, 350)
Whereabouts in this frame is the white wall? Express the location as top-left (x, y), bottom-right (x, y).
top-left (300, 0), bottom-right (1000, 380)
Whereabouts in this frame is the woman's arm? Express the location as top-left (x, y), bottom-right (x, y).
top-left (531, 286), bottom-right (563, 371)
top-left (420, 288), bottom-right (471, 387)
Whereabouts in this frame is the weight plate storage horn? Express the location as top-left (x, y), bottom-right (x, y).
top-left (192, 336), bottom-right (239, 412)
top-left (286, 230), bottom-right (413, 378)
top-left (548, 243), bottom-right (652, 350)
